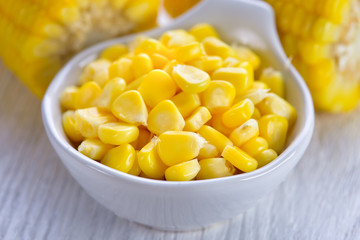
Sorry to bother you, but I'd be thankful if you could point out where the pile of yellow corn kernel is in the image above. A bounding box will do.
[60,23,297,181]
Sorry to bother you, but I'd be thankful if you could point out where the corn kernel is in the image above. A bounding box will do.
[134,38,171,58]
[210,114,233,136]
[109,58,134,82]
[196,158,235,180]
[111,90,148,126]
[101,144,136,173]
[97,77,126,110]
[236,88,269,105]
[259,68,285,98]
[150,53,170,69]
[157,131,204,166]
[100,44,128,61]
[241,137,268,157]
[138,138,167,179]
[188,56,223,73]
[229,119,259,147]
[252,107,261,120]
[79,59,111,87]
[212,67,253,95]
[75,81,102,109]
[200,80,236,114]
[189,23,219,41]
[127,151,142,176]
[222,145,258,172]
[173,42,203,63]
[61,86,79,110]
[98,122,139,145]
[172,64,211,93]
[163,59,180,75]
[184,106,212,132]
[160,29,196,48]
[133,127,152,150]
[202,37,233,59]
[78,138,113,161]
[165,159,200,181]
[223,57,240,67]
[297,39,330,65]
[125,76,144,91]
[258,114,288,154]
[138,69,177,108]
[171,92,201,118]
[198,125,233,152]
[132,53,154,78]
[232,46,260,70]
[257,93,297,127]
[198,142,220,159]
[256,149,278,168]
[62,110,84,143]
[147,100,185,135]
[252,81,269,90]
[75,107,117,138]
[222,99,254,128]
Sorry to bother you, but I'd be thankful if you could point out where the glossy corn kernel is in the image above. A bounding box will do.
[222,99,254,128]
[200,80,236,114]
[188,56,223,73]
[127,152,142,176]
[79,59,110,87]
[78,138,113,161]
[184,106,212,132]
[134,38,171,58]
[256,149,278,168]
[223,57,241,67]
[196,158,235,180]
[75,81,102,109]
[236,88,269,105]
[297,39,330,65]
[210,114,233,136]
[111,90,148,126]
[101,144,136,173]
[98,122,139,145]
[229,119,259,147]
[163,59,181,75]
[133,53,154,78]
[157,131,204,166]
[172,64,211,93]
[212,67,253,95]
[258,114,288,154]
[97,77,126,110]
[252,107,262,120]
[252,81,269,90]
[61,86,79,110]
[241,137,268,157]
[171,92,201,118]
[260,68,285,98]
[160,30,196,48]
[201,37,233,59]
[174,42,203,62]
[165,159,200,181]
[125,76,144,91]
[109,58,134,82]
[189,23,219,41]
[150,53,170,69]
[232,46,261,70]
[138,137,167,179]
[132,127,152,150]
[198,125,233,153]
[138,69,177,107]
[75,107,117,138]
[62,110,84,143]
[100,44,128,61]
[222,145,258,173]
[257,93,297,127]
[198,142,220,159]
[147,100,185,135]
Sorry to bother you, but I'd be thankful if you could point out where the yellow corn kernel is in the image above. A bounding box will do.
[174,42,203,62]
[278,2,296,33]
[241,137,268,157]
[134,38,171,58]
[188,56,223,73]
[79,59,111,87]
[232,46,260,70]
[98,122,139,145]
[150,53,170,69]
[125,76,144,91]
[163,0,201,18]
[312,17,340,43]
[147,100,185,135]
[198,125,233,153]
[75,107,117,138]
[222,145,258,172]
[75,81,102,109]
[196,158,235,180]
[200,80,236,114]
[252,107,261,120]
[160,29,197,48]
[157,131,204,166]
[297,40,330,65]
[210,114,233,136]
[184,106,212,132]
[201,37,233,59]
[78,139,113,161]
[138,69,177,107]
[111,90,148,126]
[212,67,253,95]
[100,44,128,61]
[223,57,241,67]
[257,93,297,128]
[252,81,269,90]
[127,152,142,176]
[256,149,278,168]
[138,138,167,179]
[306,58,335,91]
[260,68,285,98]
[123,0,160,26]
[101,144,136,173]
[236,88,269,105]
[172,64,211,93]
[97,77,126,110]
[134,127,152,150]
[171,92,201,118]
[229,119,259,147]
[189,23,219,41]
[62,110,84,143]
[61,86,79,110]
[165,159,200,181]
[132,53,154,78]
[198,142,220,159]
[109,58,134,82]
[258,114,288,154]
[163,59,180,75]
[222,99,254,128]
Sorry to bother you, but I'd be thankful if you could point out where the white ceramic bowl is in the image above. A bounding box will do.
[42,0,314,231]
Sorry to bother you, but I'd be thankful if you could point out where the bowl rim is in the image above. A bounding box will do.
[42,0,315,189]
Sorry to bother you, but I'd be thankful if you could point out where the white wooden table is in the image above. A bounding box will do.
[1,60,360,240]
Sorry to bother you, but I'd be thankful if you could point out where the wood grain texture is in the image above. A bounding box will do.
[1,60,360,240]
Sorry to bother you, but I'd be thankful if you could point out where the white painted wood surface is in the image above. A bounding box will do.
[1,60,360,240]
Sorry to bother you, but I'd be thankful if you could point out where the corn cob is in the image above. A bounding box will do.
[265,0,360,112]
[0,0,160,97]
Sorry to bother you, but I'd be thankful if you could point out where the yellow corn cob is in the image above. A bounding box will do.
[265,0,360,112]
[0,0,160,97]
